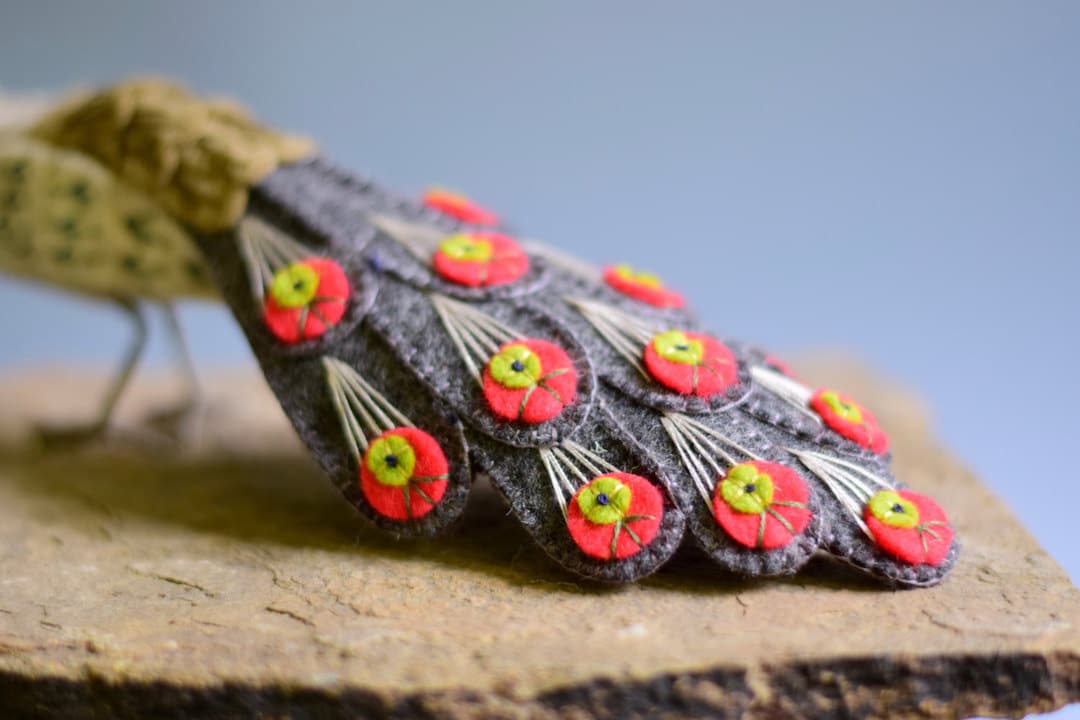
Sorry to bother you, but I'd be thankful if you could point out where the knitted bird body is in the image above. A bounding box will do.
[0,131,214,301]
[0,80,957,586]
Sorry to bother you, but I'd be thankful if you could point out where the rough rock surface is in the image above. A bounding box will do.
[0,359,1077,719]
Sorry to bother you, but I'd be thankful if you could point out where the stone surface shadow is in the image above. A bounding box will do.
[0,439,886,595]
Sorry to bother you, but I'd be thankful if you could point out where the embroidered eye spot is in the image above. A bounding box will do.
[366,434,416,487]
[438,234,493,263]
[482,339,577,424]
[809,389,889,454]
[603,263,686,309]
[270,263,319,308]
[651,330,705,365]
[576,475,633,526]
[432,232,529,288]
[643,330,739,398]
[864,489,954,566]
[359,427,450,521]
[263,258,350,345]
[423,188,500,226]
[489,344,542,389]
[867,490,920,529]
[566,473,664,561]
[712,461,811,550]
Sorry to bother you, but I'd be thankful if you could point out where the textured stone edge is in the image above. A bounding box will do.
[1,651,1076,719]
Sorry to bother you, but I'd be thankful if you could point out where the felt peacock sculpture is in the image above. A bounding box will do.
[0,79,956,586]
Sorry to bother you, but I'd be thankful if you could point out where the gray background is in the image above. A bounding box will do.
[1,3,1077,714]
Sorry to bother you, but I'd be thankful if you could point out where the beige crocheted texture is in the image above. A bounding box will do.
[29,78,314,232]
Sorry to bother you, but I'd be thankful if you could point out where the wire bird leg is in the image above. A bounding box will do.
[35,298,148,448]
[140,303,205,442]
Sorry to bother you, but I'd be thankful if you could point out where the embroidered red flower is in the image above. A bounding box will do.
[482,339,577,423]
[712,461,811,549]
[567,473,664,561]
[432,232,528,287]
[603,264,685,309]
[644,330,738,398]
[423,188,500,226]
[810,389,889,454]
[263,258,349,344]
[360,427,450,521]
[864,489,953,566]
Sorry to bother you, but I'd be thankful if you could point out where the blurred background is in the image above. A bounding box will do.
[0,4,1077,713]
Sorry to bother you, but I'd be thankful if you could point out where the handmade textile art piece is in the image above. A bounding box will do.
[0,79,957,586]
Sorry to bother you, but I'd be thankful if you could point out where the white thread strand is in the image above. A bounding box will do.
[550,446,592,485]
[324,358,372,455]
[238,217,313,303]
[806,450,893,490]
[750,366,822,424]
[353,372,414,429]
[539,449,570,518]
[662,416,715,505]
[325,363,365,457]
[542,447,579,496]
[338,373,384,439]
[260,220,308,262]
[671,415,739,469]
[351,379,398,432]
[567,297,660,378]
[673,417,732,477]
[456,313,503,355]
[550,456,579,496]
[432,296,484,382]
[452,320,495,374]
[523,241,601,282]
[431,295,524,383]
[791,450,873,538]
[679,414,763,463]
[238,229,268,301]
[460,306,517,345]
[563,441,618,474]
[592,315,649,376]
[561,442,603,476]
[371,214,443,262]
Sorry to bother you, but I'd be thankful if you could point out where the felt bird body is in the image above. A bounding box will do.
[0,80,957,586]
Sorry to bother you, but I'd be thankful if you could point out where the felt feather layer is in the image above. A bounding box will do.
[0,80,958,586]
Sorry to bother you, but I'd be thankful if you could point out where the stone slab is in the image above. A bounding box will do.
[0,360,1076,719]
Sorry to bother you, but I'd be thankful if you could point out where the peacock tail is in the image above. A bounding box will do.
[0,79,957,586]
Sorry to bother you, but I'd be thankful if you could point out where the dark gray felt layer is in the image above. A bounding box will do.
[194,227,470,537]
[187,157,957,585]
[470,400,686,583]
[366,218,552,302]
[602,391,826,577]
[366,262,597,449]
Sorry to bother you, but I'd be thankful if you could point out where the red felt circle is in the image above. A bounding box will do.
[602,266,686,309]
[809,389,890,454]
[566,472,664,561]
[359,427,450,521]
[423,191,500,226]
[432,233,529,288]
[865,489,953,566]
[643,333,739,398]
[482,339,578,424]
[712,461,812,549]
[262,258,350,344]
